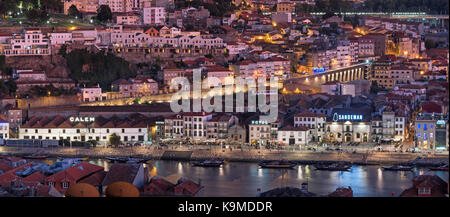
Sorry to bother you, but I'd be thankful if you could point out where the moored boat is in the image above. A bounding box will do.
[23,155,48,159]
[429,164,449,171]
[192,159,224,167]
[258,161,297,169]
[315,163,351,171]
[382,165,413,171]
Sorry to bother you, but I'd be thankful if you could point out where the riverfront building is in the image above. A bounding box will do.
[0,117,9,140]
[414,114,448,151]
[324,108,372,143]
[18,115,149,145]
[294,110,326,142]
[277,125,310,147]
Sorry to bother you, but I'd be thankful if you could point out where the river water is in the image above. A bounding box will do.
[42,158,449,197]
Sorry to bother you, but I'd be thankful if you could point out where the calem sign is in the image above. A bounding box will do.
[70,117,95,123]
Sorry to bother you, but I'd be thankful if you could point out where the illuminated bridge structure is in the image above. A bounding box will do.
[310,12,449,20]
[284,63,371,91]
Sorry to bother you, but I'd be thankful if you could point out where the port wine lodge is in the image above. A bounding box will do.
[18,116,149,144]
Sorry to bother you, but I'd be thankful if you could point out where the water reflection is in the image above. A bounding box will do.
[38,158,449,197]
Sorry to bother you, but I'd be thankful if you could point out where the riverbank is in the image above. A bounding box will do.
[1,146,448,165]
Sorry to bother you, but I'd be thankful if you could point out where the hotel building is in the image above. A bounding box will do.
[249,120,271,146]
[414,114,448,151]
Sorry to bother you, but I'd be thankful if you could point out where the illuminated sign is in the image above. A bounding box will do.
[437,120,446,125]
[313,67,325,74]
[251,120,268,125]
[333,113,363,122]
[70,117,95,123]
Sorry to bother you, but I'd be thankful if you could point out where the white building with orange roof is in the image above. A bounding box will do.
[19,115,149,145]
[277,125,310,147]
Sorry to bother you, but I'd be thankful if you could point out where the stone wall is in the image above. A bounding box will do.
[18,95,81,109]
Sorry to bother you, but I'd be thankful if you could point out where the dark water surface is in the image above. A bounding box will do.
[43,158,449,197]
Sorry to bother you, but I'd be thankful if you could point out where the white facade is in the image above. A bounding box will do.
[2,29,50,56]
[225,42,249,55]
[20,126,147,144]
[164,114,184,139]
[230,57,290,79]
[249,120,271,146]
[81,87,103,102]
[294,111,326,142]
[49,32,73,45]
[99,0,135,12]
[143,7,166,25]
[125,33,224,49]
[0,119,9,140]
[336,41,352,68]
[19,116,148,144]
[277,126,310,146]
[183,112,213,142]
[326,121,371,143]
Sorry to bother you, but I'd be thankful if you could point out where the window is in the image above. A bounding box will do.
[417,124,420,129]
[62,182,69,189]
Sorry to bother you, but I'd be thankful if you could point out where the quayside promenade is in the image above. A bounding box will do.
[1,146,448,165]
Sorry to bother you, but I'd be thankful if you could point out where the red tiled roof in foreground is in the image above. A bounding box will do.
[173,179,202,196]
[400,175,448,197]
[45,162,104,194]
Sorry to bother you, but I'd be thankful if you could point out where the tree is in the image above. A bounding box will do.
[5,79,17,94]
[65,49,135,90]
[40,0,63,13]
[0,55,6,73]
[68,4,82,18]
[58,44,67,57]
[96,5,112,22]
[109,133,122,147]
[25,8,49,25]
